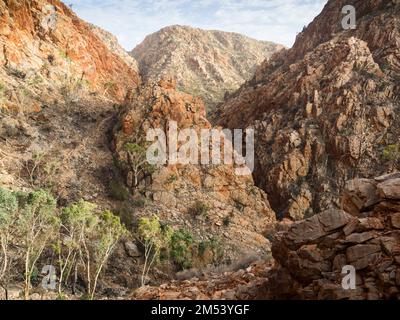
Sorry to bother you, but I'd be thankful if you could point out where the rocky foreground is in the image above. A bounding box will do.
[134,173,400,300]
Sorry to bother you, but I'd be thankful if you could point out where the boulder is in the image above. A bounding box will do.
[124,241,142,258]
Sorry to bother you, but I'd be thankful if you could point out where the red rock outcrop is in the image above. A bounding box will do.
[215,0,400,220]
[132,259,273,300]
[265,173,400,299]
[0,0,140,111]
[113,77,276,262]
[133,174,400,300]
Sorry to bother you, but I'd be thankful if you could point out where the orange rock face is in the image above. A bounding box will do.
[215,0,400,220]
[0,0,139,104]
[113,78,276,262]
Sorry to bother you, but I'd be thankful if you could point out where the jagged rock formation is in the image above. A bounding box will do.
[133,173,400,300]
[113,77,276,262]
[89,24,139,74]
[215,0,400,220]
[266,173,400,300]
[0,0,140,113]
[131,25,284,111]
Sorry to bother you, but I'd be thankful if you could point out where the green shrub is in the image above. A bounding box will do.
[15,189,59,299]
[197,241,207,257]
[29,266,40,286]
[234,200,245,212]
[0,188,18,289]
[383,144,400,161]
[125,142,157,189]
[60,201,127,299]
[208,237,224,264]
[170,228,195,270]
[189,201,209,217]
[109,179,130,201]
[132,198,146,207]
[223,216,231,227]
[0,186,126,299]
[197,237,224,264]
[166,174,178,184]
[136,216,173,286]
[0,187,18,225]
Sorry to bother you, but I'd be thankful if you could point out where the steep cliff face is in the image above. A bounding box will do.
[113,77,276,263]
[0,0,140,111]
[89,23,139,75]
[216,0,400,220]
[131,25,284,111]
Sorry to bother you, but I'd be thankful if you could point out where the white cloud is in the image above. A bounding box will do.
[66,0,327,50]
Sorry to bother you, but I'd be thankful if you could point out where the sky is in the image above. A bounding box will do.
[65,0,328,50]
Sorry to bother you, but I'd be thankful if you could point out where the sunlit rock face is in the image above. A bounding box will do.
[131,25,284,112]
[215,0,400,220]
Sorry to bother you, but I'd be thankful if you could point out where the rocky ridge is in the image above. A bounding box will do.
[131,25,284,111]
[0,0,141,202]
[89,23,139,74]
[215,0,400,220]
[0,0,140,113]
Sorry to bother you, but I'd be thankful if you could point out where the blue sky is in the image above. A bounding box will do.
[65,0,327,50]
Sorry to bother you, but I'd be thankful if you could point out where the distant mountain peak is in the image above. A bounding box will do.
[130,25,284,112]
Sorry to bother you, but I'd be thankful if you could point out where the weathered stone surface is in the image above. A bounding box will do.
[358,218,385,232]
[343,218,360,236]
[342,179,380,216]
[132,260,273,300]
[391,213,400,228]
[377,179,400,200]
[215,0,400,221]
[124,241,142,258]
[266,173,400,300]
[318,209,352,232]
[285,217,325,246]
[0,0,140,107]
[285,209,351,247]
[346,244,381,263]
[380,237,400,256]
[344,231,378,244]
[114,77,276,261]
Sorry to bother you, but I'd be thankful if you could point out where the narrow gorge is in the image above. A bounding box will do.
[0,0,399,301]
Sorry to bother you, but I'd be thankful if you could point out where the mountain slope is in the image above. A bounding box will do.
[0,0,140,111]
[89,23,139,74]
[130,25,284,111]
[0,0,141,202]
[215,0,400,220]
